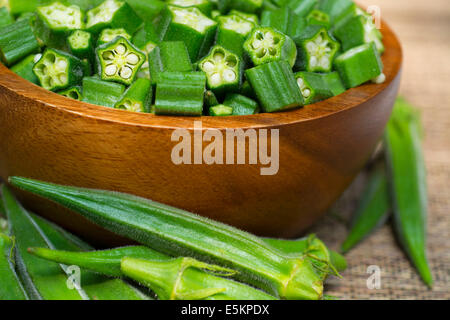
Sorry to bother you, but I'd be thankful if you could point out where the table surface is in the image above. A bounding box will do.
[314,0,450,299]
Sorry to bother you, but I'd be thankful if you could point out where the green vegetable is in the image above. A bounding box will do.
[341,163,390,253]
[167,0,213,16]
[158,5,217,61]
[218,0,263,14]
[122,257,276,300]
[58,86,83,101]
[223,93,259,115]
[384,98,433,287]
[97,28,131,46]
[260,6,290,35]
[334,42,383,88]
[246,60,304,113]
[0,6,13,28]
[216,14,255,57]
[86,0,143,34]
[125,0,166,22]
[96,36,146,85]
[229,9,259,24]
[294,71,345,104]
[0,233,29,300]
[148,41,192,85]
[0,18,40,66]
[67,30,94,63]
[293,25,340,72]
[209,104,233,116]
[154,72,206,116]
[10,54,40,85]
[287,0,318,17]
[198,45,242,97]
[33,48,86,92]
[82,76,125,107]
[35,2,84,50]
[115,78,152,113]
[133,23,159,53]
[8,177,334,300]
[244,27,297,68]
[2,185,87,300]
[306,9,330,29]
[318,0,356,25]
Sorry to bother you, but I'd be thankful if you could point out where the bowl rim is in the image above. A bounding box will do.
[0,18,402,130]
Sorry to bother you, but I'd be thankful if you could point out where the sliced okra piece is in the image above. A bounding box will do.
[287,0,318,17]
[115,78,152,113]
[244,27,297,68]
[209,104,233,116]
[82,76,125,108]
[133,23,159,54]
[97,28,131,46]
[10,54,40,85]
[240,80,257,100]
[199,45,242,97]
[286,13,307,39]
[167,0,213,17]
[211,10,221,20]
[245,60,304,113]
[204,90,219,112]
[148,41,193,85]
[33,48,85,92]
[334,42,383,88]
[218,0,263,14]
[295,71,345,104]
[67,30,94,64]
[158,6,217,61]
[154,72,206,116]
[260,6,290,35]
[334,14,384,54]
[34,2,84,50]
[306,9,331,29]
[125,0,166,22]
[223,93,260,115]
[261,0,279,11]
[58,86,83,101]
[0,6,13,28]
[229,9,259,24]
[293,25,340,72]
[0,18,40,66]
[86,0,143,34]
[216,14,254,57]
[318,0,356,25]
[96,36,146,86]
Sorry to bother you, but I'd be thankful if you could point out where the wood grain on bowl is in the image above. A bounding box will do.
[0,20,402,243]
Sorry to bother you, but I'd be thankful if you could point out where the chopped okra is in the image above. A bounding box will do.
[216,14,255,57]
[10,54,40,85]
[288,0,318,17]
[218,0,263,14]
[199,45,242,96]
[167,0,213,17]
[295,71,346,104]
[223,93,260,115]
[67,30,94,62]
[293,25,340,72]
[209,104,233,116]
[115,78,152,113]
[97,28,131,46]
[82,76,125,107]
[96,36,146,85]
[33,48,86,91]
[229,9,259,25]
[244,27,297,68]
[0,6,13,28]
[306,10,331,29]
[58,86,83,101]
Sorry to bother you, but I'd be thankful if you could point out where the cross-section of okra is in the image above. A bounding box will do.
[218,0,263,14]
[199,45,242,97]
[86,0,143,34]
[68,30,94,62]
[58,86,83,101]
[97,28,132,46]
[115,78,152,113]
[35,2,84,49]
[96,36,146,85]
[167,0,213,16]
[158,5,217,61]
[244,27,297,68]
[33,48,85,91]
[306,9,330,29]
[293,25,339,72]
[216,14,255,57]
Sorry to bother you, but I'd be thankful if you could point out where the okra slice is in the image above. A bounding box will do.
[245,60,304,113]
[154,72,206,116]
[58,86,83,101]
[318,0,356,25]
[33,48,86,92]
[334,42,383,88]
[287,0,318,17]
[0,18,40,66]
[68,30,94,63]
[204,90,219,111]
[133,23,159,54]
[295,71,345,104]
[306,9,331,29]
[167,0,213,16]
[223,93,260,115]
[0,6,13,28]
[293,25,340,72]
[97,28,131,46]
[35,2,84,50]
[209,104,233,116]
[158,5,217,61]
[198,45,242,96]
[96,36,146,86]
[82,76,125,108]
[86,0,143,34]
[125,0,166,22]
[148,41,193,85]
[218,0,263,14]
[10,54,40,85]
[216,14,255,57]
[229,9,259,25]
[244,27,297,68]
[115,78,152,113]
[261,6,291,35]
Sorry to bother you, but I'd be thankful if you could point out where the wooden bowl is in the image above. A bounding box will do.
[0,20,402,243]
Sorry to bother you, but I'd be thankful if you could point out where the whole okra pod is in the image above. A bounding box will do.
[9,177,335,300]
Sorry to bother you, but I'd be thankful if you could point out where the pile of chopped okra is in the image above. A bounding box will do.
[0,0,385,116]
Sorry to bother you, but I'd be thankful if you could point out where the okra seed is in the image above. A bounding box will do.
[120,66,132,79]
[210,73,222,86]
[303,89,311,98]
[252,40,262,49]
[202,61,214,72]
[223,70,236,82]
[297,78,304,87]
[310,56,318,67]
[126,53,139,65]
[105,64,117,76]
[213,52,225,61]
[115,44,126,55]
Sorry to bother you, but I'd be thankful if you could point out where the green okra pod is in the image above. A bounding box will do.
[223,93,260,115]
[260,6,290,35]
[0,6,13,28]
[67,30,95,63]
[97,28,132,46]
[9,177,335,300]
[229,9,259,24]
[115,78,152,113]
[306,9,331,29]
[294,71,346,104]
[82,76,125,108]
[246,60,304,113]
[10,54,40,85]
[58,86,83,101]
[216,14,255,57]
[318,0,356,25]
[167,0,213,16]
[384,98,433,287]
[341,163,390,253]
[209,104,233,116]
